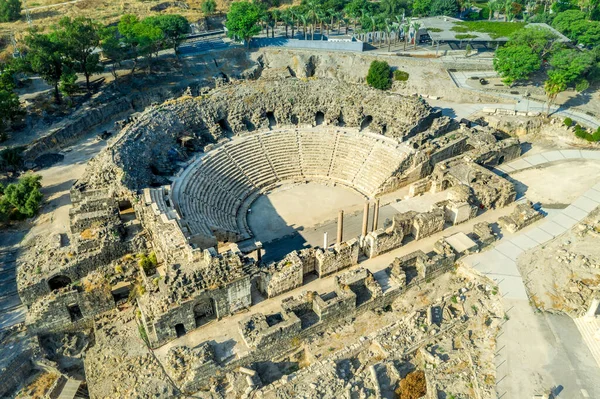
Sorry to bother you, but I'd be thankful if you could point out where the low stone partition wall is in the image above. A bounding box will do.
[251,37,364,52]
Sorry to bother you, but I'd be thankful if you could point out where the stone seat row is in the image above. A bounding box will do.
[171,129,408,239]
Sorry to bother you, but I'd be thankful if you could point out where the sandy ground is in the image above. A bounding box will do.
[510,160,600,206]
[248,182,365,243]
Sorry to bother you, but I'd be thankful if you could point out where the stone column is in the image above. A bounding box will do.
[362,202,370,237]
[323,232,328,249]
[337,210,344,244]
[372,198,380,231]
[586,297,600,318]
[255,241,263,263]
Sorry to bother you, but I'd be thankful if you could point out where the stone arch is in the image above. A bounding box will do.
[48,275,72,291]
[266,112,277,128]
[315,111,325,126]
[360,115,373,131]
[175,323,186,337]
[217,118,232,134]
[193,298,216,328]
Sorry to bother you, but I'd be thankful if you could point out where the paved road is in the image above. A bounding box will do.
[461,152,600,398]
[0,236,26,330]
[446,70,599,129]
[179,38,230,56]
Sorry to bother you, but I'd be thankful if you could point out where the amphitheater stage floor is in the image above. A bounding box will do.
[246,182,448,263]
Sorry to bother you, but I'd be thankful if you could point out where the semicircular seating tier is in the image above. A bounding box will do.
[171,128,411,244]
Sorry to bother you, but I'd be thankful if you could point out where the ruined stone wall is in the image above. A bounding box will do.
[134,198,193,264]
[18,240,135,306]
[79,79,434,191]
[429,136,469,165]
[313,289,357,323]
[238,311,302,349]
[185,258,456,391]
[412,208,445,240]
[259,254,304,298]
[146,276,251,347]
[26,286,113,334]
[364,228,404,259]
[316,238,360,277]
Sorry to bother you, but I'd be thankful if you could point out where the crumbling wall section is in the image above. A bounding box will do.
[315,238,359,277]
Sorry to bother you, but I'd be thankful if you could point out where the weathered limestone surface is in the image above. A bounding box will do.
[80,79,436,191]
[259,252,305,298]
[498,201,544,233]
[316,238,360,277]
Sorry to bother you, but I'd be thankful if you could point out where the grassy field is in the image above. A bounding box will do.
[0,0,237,37]
[451,21,526,39]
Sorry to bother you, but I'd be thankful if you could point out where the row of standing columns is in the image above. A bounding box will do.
[329,198,381,248]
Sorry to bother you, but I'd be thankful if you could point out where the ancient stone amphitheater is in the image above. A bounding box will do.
[167,128,412,244]
[80,79,437,249]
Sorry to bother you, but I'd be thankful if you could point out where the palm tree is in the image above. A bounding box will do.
[316,10,327,40]
[290,8,299,39]
[385,18,393,52]
[487,0,495,20]
[305,0,320,40]
[282,10,292,38]
[368,14,376,46]
[463,0,473,17]
[395,15,403,43]
[504,0,511,21]
[403,23,410,51]
[299,14,308,40]
[261,12,271,37]
[411,21,421,50]
[271,9,281,37]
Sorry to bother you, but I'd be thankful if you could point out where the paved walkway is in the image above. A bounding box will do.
[460,150,600,398]
[447,70,600,129]
[574,317,600,369]
[463,150,600,299]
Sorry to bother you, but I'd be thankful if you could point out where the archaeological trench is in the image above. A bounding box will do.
[3,76,541,399]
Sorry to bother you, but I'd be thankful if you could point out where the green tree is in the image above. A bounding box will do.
[0,63,23,138]
[507,26,559,58]
[144,14,190,56]
[493,44,541,85]
[56,17,103,92]
[24,30,68,103]
[366,60,392,90]
[0,174,43,220]
[59,67,78,100]
[429,0,459,16]
[118,15,163,73]
[100,27,127,80]
[0,0,21,22]
[552,9,585,37]
[201,0,217,14]
[225,2,262,48]
[413,0,433,15]
[544,48,595,112]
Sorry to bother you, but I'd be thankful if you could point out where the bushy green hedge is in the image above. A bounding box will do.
[574,125,600,142]
[394,70,410,81]
[563,117,573,127]
[0,174,43,222]
[366,60,392,90]
[455,33,478,39]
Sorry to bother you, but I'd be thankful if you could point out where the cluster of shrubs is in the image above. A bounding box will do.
[393,70,410,82]
[366,61,411,90]
[565,118,600,142]
[0,174,43,223]
[138,252,158,275]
